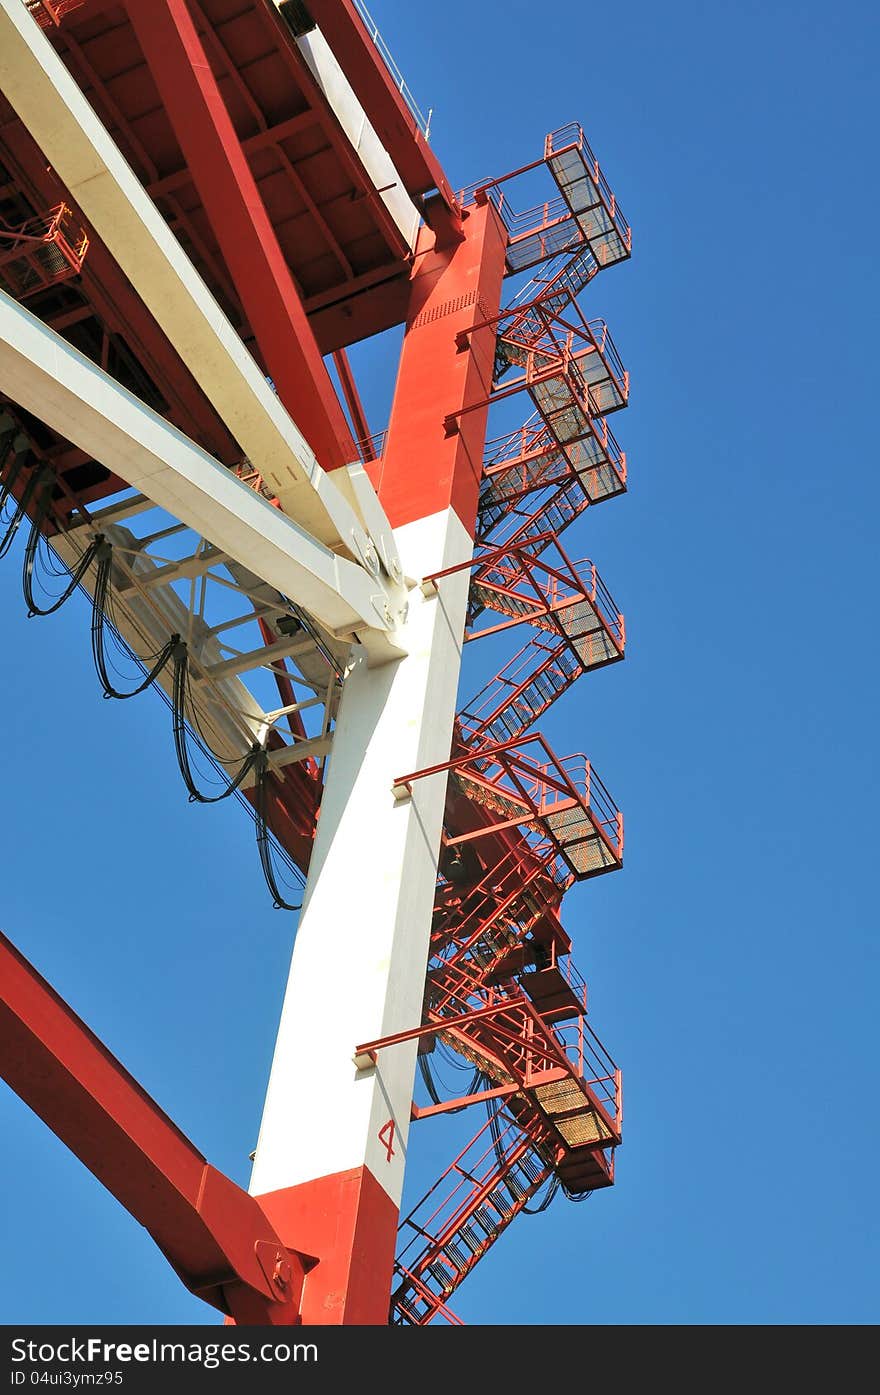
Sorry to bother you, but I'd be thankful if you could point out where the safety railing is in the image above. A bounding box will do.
[465,540,624,666]
[484,415,547,469]
[395,732,624,880]
[488,312,629,420]
[431,833,568,956]
[0,203,88,265]
[555,753,622,848]
[354,428,387,464]
[548,1014,622,1126]
[585,562,626,649]
[353,0,433,138]
[0,203,89,299]
[23,0,85,27]
[585,319,628,394]
[519,940,589,1008]
[545,123,632,256]
[421,975,622,1148]
[392,1108,552,1323]
[456,181,585,274]
[480,418,626,534]
[458,637,582,745]
[389,1265,464,1325]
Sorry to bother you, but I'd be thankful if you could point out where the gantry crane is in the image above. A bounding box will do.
[0,0,633,1324]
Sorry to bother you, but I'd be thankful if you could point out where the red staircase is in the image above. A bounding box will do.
[458,122,632,277]
[387,123,633,1323]
[390,991,621,1325]
[455,540,624,744]
[395,732,624,884]
[391,1113,555,1325]
[478,410,626,541]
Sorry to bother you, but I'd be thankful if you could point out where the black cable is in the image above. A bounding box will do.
[94,574,306,909]
[22,478,101,617]
[418,1053,443,1105]
[0,424,16,452]
[562,1186,593,1203]
[0,460,48,561]
[171,640,262,804]
[90,541,178,698]
[0,432,22,516]
[522,1174,560,1214]
[417,1054,481,1112]
[484,1097,559,1214]
[253,751,302,911]
[92,605,307,910]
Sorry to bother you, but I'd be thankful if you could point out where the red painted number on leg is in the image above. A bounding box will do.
[378,1118,395,1163]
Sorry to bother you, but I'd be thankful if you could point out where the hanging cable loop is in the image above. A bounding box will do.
[171,640,263,804]
[0,460,51,561]
[0,432,23,515]
[253,750,302,911]
[522,1174,561,1214]
[22,472,101,617]
[89,540,178,699]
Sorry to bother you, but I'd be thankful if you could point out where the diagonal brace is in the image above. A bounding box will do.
[0,930,314,1325]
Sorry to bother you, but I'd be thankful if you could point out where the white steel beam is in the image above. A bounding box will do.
[0,0,404,589]
[285,13,421,251]
[249,506,471,1206]
[0,290,404,658]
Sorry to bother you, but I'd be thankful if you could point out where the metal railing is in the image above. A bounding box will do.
[550,1014,622,1123]
[395,1110,547,1273]
[0,203,88,266]
[575,559,625,647]
[556,754,622,846]
[23,0,85,28]
[354,428,387,464]
[586,318,628,391]
[546,123,631,251]
[352,0,433,138]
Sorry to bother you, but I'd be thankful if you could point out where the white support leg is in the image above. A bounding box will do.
[248,507,472,1315]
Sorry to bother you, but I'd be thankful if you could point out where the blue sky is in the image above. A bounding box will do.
[1,0,878,1325]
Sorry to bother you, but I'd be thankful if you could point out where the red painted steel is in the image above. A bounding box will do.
[125,0,357,472]
[395,732,624,882]
[23,0,86,28]
[478,412,626,542]
[0,203,88,298]
[0,930,312,1325]
[391,1112,554,1324]
[305,0,462,235]
[368,203,507,530]
[332,348,375,457]
[256,1168,400,1325]
[459,122,631,277]
[256,195,510,1319]
[0,19,634,1317]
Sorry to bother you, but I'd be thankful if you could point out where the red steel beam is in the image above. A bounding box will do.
[125,0,357,472]
[305,0,462,235]
[0,930,312,1325]
[368,202,507,531]
[332,348,374,456]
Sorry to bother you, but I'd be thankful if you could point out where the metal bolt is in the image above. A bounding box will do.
[273,1253,291,1289]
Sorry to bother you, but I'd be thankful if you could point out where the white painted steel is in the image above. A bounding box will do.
[0,0,403,587]
[51,523,270,765]
[0,290,404,656]
[249,507,473,1205]
[288,20,422,252]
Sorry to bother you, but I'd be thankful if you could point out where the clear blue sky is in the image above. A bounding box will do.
[1,0,878,1325]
